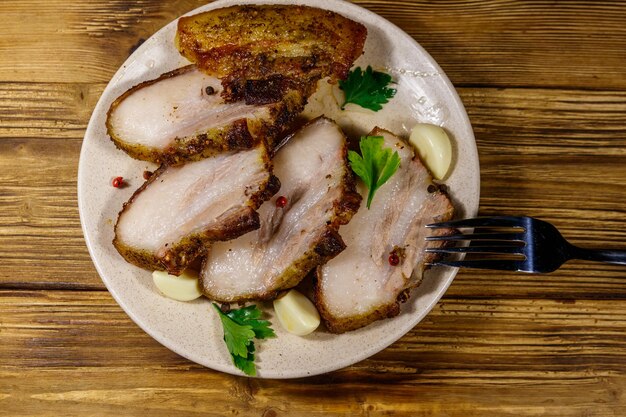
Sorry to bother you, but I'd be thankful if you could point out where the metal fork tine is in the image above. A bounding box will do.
[426,216,526,229]
[425,232,525,242]
[428,259,527,272]
[425,246,524,255]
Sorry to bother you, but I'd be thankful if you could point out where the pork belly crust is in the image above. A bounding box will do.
[176,5,367,84]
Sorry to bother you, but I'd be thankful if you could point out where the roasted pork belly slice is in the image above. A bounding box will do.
[200,118,361,302]
[315,128,455,333]
[106,65,306,164]
[113,144,279,275]
[176,5,367,87]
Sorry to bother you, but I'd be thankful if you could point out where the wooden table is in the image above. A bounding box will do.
[1,1,625,415]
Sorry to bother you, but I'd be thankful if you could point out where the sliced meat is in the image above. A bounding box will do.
[106,65,307,164]
[176,5,367,87]
[200,118,361,302]
[315,128,455,333]
[109,6,367,162]
[113,143,279,275]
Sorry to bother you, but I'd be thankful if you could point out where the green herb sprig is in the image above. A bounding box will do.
[339,66,396,111]
[213,303,276,376]
[348,136,401,209]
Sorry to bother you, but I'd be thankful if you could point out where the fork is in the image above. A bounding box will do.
[425,216,626,273]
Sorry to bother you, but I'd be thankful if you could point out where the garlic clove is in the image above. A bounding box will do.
[152,269,202,302]
[273,289,320,336]
[409,123,452,180]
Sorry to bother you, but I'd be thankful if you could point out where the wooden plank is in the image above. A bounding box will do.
[458,87,626,157]
[0,0,192,84]
[449,264,626,300]
[1,290,626,416]
[372,0,626,90]
[2,290,625,370]
[1,368,625,417]
[0,136,101,289]
[0,82,103,140]
[1,1,626,89]
[0,83,624,292]
[0,82,102,289]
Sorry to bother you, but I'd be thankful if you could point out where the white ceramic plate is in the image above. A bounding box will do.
[78,0,479,378]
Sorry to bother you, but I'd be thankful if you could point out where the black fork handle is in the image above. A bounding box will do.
[569,246,626,266]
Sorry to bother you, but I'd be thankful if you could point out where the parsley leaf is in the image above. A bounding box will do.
[339,66,396,111]
[213,303,276,376]
[232,343,256,377]
[224,304,276,339]
[348,136,401,209]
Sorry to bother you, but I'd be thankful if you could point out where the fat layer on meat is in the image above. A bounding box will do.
[106,65,306,164]
[199,118,361,302]
[113,143,279,275]
[315,128,455,333]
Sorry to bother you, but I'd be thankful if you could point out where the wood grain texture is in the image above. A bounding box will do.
[1,0,626,415]
[0,1,197,83]
[1,290,626,416]
[2,1,626,89]
[369,0,626,89]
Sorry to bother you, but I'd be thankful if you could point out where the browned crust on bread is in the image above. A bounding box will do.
[112,145,278,275]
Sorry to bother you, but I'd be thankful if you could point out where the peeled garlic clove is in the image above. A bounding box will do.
[409,123,452,180]
[273,289,320,336]
[152,269,202,301]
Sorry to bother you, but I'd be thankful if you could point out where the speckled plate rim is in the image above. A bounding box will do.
[78,0,479,378]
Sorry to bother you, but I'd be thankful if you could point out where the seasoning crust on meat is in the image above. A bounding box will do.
[176,5,367,85]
